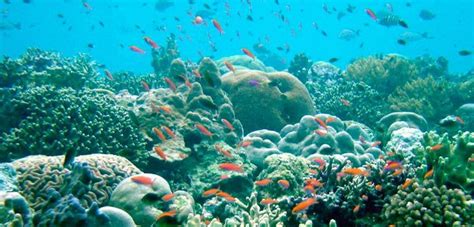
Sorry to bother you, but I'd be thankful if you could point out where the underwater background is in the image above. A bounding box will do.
[0,0,473,227]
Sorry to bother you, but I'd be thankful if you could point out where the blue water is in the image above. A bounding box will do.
[1,0,473,73]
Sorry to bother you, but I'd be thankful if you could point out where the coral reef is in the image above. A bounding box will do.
[0,163,17,192]
[344,54,418,95]
[216,55,275,74]
[383,180,473,226]
[240,130,282,168]
[388,76,455,122]
[456,103,474,131]
[0,85,147,165]
[0,192,32,227]
[308,61,342,81]
[151,33,180,76]
[222,69,315,133]
[0,48,99,89]
[288,53,312,83]
[12,154,142,212]
[376,112,428,142]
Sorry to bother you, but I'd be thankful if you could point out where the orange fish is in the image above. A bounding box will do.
[315,129,327,136]
[153,127,167,142]
[312,158,326,170]
[292,198,316,214]
[314,117,328,129]
[212,19,224,34]
[162,126,175,138]
[424,169,434,179]
[353,205,360,213]
[239,140,252,148]
[277,179,290,189]
[455,116,464,124]
[216,191,233,199]
[325,117,336,123]
[143,36,159,49]
[255,178,272,186]
[130,45,146,54]
[260,198,278,205]
[215,144,233,158]
[219,163,243,172]
[224,61,236,73]
[305,178,324,187]
[304,184,315,194]
[384,161,402,171]
[401,178,413,190]
[162,193,174,202]
[159,106,172,114]
[375,184,382,191]
[164,77,177,92]
[371,141,382,147]
[196,124,213,137]
[131,175,154,185]
[241,48,255,59]
[392,169,403,176]
[221,118,235,131]
[104,69,114,81]
[141,80,150,91]
[156,210,177,221]
[342,168,369,177]
[154,146,167,161]
[202,189,220,197]
[192,69,202,78]
[431,144,443,151]
[340,98,351,106]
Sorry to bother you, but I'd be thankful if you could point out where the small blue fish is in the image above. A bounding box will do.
[248,79,260,87]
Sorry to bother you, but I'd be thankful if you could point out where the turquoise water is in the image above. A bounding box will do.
[1,0,473,73]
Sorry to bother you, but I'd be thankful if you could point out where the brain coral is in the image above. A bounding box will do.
[216,55,275,74]
[0,85,147,165]
[221,70,315,133]
[11,154,142,212]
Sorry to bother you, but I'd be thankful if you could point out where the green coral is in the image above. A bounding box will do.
[388,76,454,122]
[288,53,312,83]
[383,180,473,226]
[0,48,99,89]
[345,54,418,95]
[0,86,147,166]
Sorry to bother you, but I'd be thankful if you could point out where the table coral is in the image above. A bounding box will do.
[222,69,315,133]
[383,180,473,226]
[0,85,147,166]
[11,154,142,212]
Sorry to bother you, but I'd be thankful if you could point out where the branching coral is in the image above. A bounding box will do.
[388,76,455,122]
[344,54,418,95]
[0,85,147,165]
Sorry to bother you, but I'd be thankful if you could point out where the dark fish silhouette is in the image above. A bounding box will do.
[458,50,471,56]
[419,9,436,20]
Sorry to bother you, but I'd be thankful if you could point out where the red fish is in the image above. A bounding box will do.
[325,116,336,123]
[224,61,236,73]
[154,146,167,160]
[239,140,252,148]
[277,179,290,189]
[312,158,326,170]
[384,161,402,171]
[401,178,413,190]
[455,116,465,124]
[371,141,382,147]
[156,210,176,220]
[305,178,324,187]
[241,48,255,59]
[202,189,220,197]
[212,19,224,34]
[143,36,158,49]
[216,192,235,202]
[131,175,154,185]
[304,184,315,194]
[162,193,174,202]
[104,69,114,81]
[292,198,316,214]
[221,118,234,131]
[365,8,377,21]
[195,124,213,137]
[431,144,443,151]
[141,80,150,91]
[162,126,175,138]
[392,169,403,176]
[315,129,327,136]
[260,198,278,205]
[340,98,351,106]
[255,178,272,186]
[193,16,203,24]
[159,106,172,114]
[314,117,327,129]
[342,168,369,176]
[215,144,233,158]
[424,169,434,179]
[353,205,360,213]
[153,127,167,142]
[130,45,146,54]
[219,163,243,172]
[164,77,177,92]
[220,175,230,180]
[192,69,202,78]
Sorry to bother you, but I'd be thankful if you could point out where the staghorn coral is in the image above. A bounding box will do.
[288,53,312,83]
[11,154,142,212]
[0,48,100,89]
[382,180,473,226]
[306,79,389,127]
[221,69,315,133]
[0,85,148,165]
[344,54,418,95]
[388,76,455,122]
